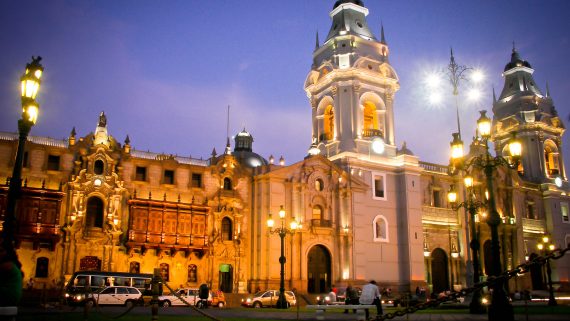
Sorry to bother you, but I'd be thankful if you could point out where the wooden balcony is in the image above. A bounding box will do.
[522,218,546,234]
[311,219,332,228]
[362,128,383,138]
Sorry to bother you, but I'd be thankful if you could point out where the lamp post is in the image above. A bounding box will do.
[448,182,486,314]
[427,50,484,289]
[2,56,43,253]
[267,205,298,309]
[537,235,557,306]
[449,110,521,321]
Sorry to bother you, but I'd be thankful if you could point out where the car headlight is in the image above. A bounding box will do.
[65,293,70,298]
[75,294,84,301]
[246,298,252,303]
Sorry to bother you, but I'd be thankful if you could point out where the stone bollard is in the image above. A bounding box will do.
[151,268,161,321]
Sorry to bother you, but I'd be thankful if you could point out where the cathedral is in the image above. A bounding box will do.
[1,0,569,296]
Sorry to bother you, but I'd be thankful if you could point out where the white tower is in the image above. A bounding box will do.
[304,0,399,158]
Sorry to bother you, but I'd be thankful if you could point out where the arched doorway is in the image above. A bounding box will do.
[431,248,449,294]
[529,253,545,290]
[219,264,233,293]
[307,245,331,293]
[86,197,104,228]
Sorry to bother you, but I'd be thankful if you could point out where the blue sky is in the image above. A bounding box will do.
[1,0,570,166]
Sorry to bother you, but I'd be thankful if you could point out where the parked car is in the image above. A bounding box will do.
[67,286,142,307]
[158,288,226,308]
[241,290,296,308]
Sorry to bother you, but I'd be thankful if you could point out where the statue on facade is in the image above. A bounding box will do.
[98,112,107,127]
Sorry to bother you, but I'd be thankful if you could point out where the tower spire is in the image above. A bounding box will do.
[546,81,551,98]
[380,22,386,44]
[315,30,320,51]
[493,86,497,103]
[225,105,231,155]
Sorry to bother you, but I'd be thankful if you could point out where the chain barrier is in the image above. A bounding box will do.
[374,246,570,321]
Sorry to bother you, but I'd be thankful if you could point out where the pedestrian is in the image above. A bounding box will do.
[198,283,209,308]
[344,284,359,314]
[360,280,382,319]
[328,288,337,303]
[415,286,420,297]
[0,237,23,306]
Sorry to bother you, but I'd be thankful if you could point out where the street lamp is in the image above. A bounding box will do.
[2,56,44,253]
[449,110,521,321]
[448,182,486,314]
[267,205,298,309]
[537,235,557,306]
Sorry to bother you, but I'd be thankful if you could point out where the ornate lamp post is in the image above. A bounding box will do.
[447,182,486,314]
[449,110,521,321]
[2,56,44,252]
[537,235,557,306]
[267,205,298,309]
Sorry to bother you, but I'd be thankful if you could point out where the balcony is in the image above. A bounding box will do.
[362,128,383,138]
[311,219,332,228]
[419,161,450,175]
[522,218,546,234]
[422,206,459,225]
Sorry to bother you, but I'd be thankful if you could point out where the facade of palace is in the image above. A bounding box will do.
[1,0,570,295]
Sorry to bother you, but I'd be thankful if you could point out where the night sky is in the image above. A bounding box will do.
[1,0,570,167]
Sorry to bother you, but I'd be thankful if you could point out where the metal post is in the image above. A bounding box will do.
[468,203,485,314]
[546,255,557,306]
[484,155,514,321]
[276,229,288,309]
[151,268,161,321]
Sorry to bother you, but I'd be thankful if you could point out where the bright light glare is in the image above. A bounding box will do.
[429,92,442,105]
[467,88,482,101]
[471,70,484,83]
[371,137,385,154]
[426,74,441,88]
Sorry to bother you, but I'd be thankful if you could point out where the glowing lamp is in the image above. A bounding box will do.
[22,101,39,125]
[279,205,286,219]
[290,220,298,230]
[371,136,385,154]
[471,69,484,83]
[464,175,474,188]
[423,250,431,257]
[451,251,460,259]
[508,132,522,160]
[447,185,458,204]
[549,244,555,251]
[477,110,492,138]
[20,59,43,99]
[537,243,544,250]
[450,133,464,160]
[266,214,274,228]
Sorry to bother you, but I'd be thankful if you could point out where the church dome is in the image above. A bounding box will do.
[504,48,532,72]
[233,128,268,168]
[333,0,365,9]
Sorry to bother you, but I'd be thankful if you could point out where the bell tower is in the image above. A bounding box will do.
[304,0,400,159]
[492,48,566,184]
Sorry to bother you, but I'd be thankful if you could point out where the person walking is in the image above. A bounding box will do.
[360,280,382,319]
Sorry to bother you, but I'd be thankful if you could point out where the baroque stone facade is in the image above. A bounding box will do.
[1,0,570,295]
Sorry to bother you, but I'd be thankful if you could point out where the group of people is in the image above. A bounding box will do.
[332,280,383,319]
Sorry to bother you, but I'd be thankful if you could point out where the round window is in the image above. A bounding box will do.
[315,178,324,191]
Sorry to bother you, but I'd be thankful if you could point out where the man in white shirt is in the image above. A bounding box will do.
[359,280,382,319]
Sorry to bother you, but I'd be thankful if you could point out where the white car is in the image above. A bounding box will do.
[159,288,202,307]
[70,286,142,307]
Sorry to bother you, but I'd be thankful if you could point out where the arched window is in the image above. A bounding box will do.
[188,264,198,283]
[312,205,323,220]
[221,217,233,241]
[86,197,104,228]
[373,215,388,242]
[94,159,104,175]
[129,262,140,274]
[363,101,378,131]
[315,178,324,191]
[160,263,170,282]
[223,177,232,190]
[544,140,560,177]
[324,104,335,141]
[35,257,49,278]
[502,145,524,175]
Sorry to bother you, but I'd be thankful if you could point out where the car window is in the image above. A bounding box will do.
[179,290,187,296]
[101,287,115,294]
[75,275,88,286]
[115,277,130,287]
[253,291,264,297]
[127,288,139,294]
[92,276,107,288]
[116,287,129,294]
[262,292,272,298]
[188,290,198,296]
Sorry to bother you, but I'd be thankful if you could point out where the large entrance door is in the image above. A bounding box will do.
[307,245,331,293]
[219,264,233,293]
[529,253,545,290]
[431,248,449,294]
